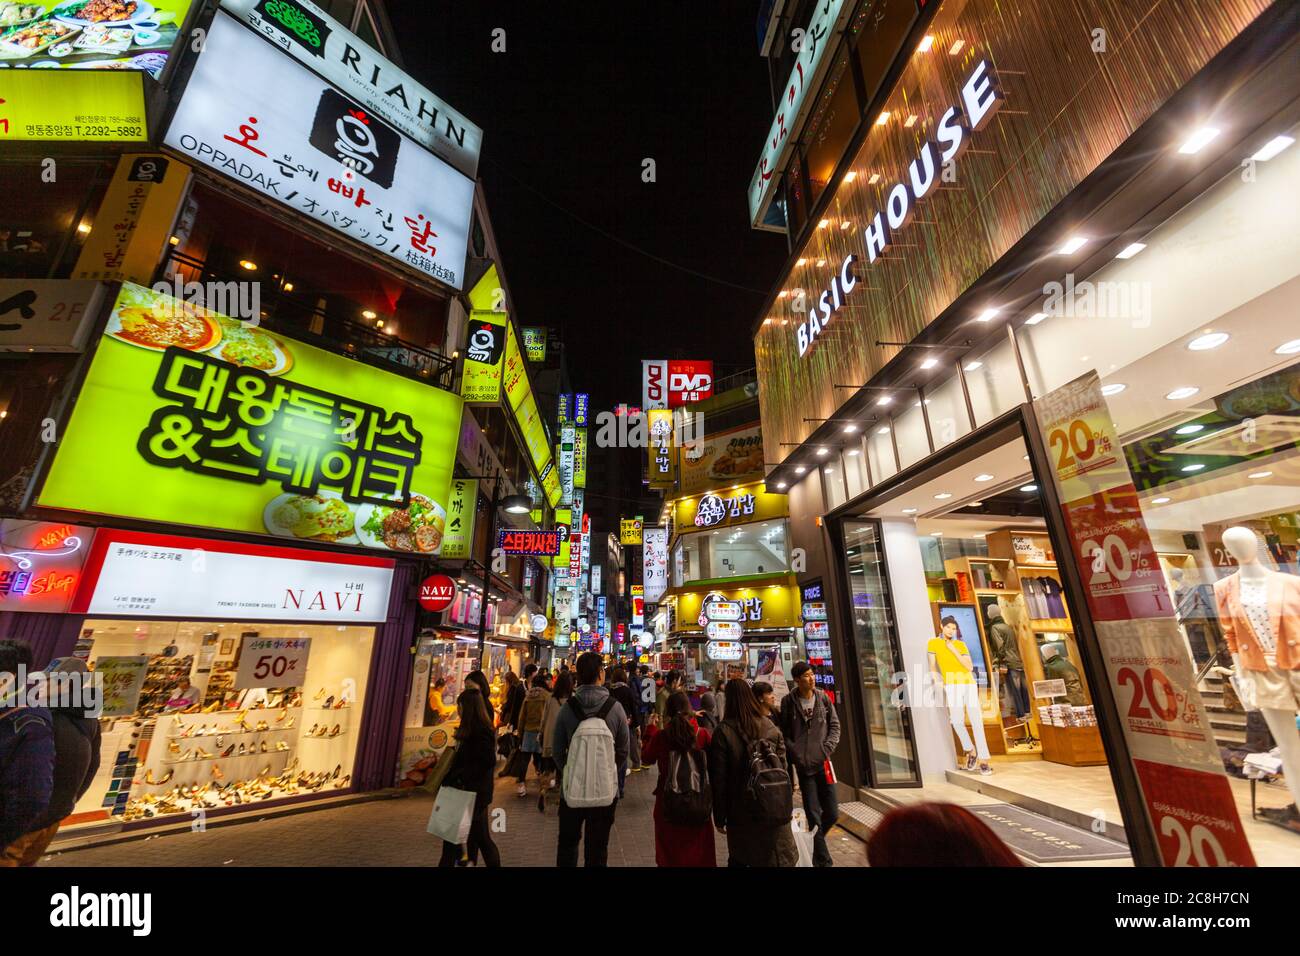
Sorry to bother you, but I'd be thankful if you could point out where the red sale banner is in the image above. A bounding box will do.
[1034,372,1254,867]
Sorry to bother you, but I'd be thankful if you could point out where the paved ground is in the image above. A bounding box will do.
[42,760,866,868]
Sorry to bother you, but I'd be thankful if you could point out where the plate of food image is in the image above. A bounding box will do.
[53,0,153,27]
[212,317,293,376]
[355,493,446,553]
[0,5,48,30]
[264,491,359,545]
[105,286,222,353]
[0,17,78,55]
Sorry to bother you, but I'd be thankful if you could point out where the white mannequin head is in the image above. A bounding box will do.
[1041,642,1063,661]
[1222,526,1267,578]
[987,604,1003,621]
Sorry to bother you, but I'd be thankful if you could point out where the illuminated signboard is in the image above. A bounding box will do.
[522,327,547,362]
[498,529,562,556]
[461,311,507,403]
[164,13,473,290]
[573,393,589,427]
[642,359,715,409]
[38,283,462,554]
[0,71,147,142]
[0,520,93,613]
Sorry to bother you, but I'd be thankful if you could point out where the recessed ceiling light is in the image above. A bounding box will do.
[970,501,983,507]
[875,111,891,126]
[876,395,892,406]
[1187,331,1229,351]
[1100,383,1127,396]
[868,173,881,185]
[974,474,994,482]
[776,482,787,490]
[818,219,830,229]
[1116,242,1147,259]
[920,357,938,370]
[976,307,1000,322]
[1025,312,1048,325]
[964,361,983,372]
[1023,454,1030,460]
[816,447,830,456]
[904,115,918,128]
[1178,126,1221,154]
[1152,496,1171,504]
[877,426,891,434]
[239,259,258,271]
[840,220,852,230]
[795,466,807,475]
[1165,386,1200,400]
[824,469,835,475]
[948,39,964,55]
[934,492,953,500]
[816,258,827,267]
[843,170,857,183]
[1175,424,1204,435]
[1056,236,1088,255]
[1181,463,1205,472]
[778,290,789,299]
[1019,484,1038,492]
[902,508,918,514]
[1252,134,1295,162]
[1248,471,1273,479]
[846,449,860,457]
[796,258,807,267]
[917,34,935,52]
[1274,339,1300,355]
[843,423,858,433]
[931,531,944,537]
[973,533,986,539]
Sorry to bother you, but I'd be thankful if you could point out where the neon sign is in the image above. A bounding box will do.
[0,520,93,612]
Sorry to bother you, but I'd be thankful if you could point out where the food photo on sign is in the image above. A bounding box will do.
[37,281,462,554]
[0,0,196,77]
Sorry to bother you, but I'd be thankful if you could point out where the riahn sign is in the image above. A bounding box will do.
[795,60,1004,359]
[221,0,482,178]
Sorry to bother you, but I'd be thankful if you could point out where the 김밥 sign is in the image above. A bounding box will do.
[0,0,197,77]
[0,280,104,353]
[220,0,481,179]
[0,71,146,142]
[165,13,473,290]
[72,528,395,623]
[39,282,462,556]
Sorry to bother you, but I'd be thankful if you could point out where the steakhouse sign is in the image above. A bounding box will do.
[795,59,1004,359]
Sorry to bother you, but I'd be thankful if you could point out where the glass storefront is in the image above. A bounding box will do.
[672,519,789,586]
[70,619,375,827]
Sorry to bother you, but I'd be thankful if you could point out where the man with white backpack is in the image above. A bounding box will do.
[550,652,630,866]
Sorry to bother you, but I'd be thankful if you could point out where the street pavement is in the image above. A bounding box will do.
[42,758,866,868]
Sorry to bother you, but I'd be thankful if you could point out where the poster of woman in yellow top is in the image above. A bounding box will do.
[927,610,992,777]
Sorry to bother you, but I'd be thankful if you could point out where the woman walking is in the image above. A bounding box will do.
[708,678,797,867]
[537,671,572,812]
[436,687,501,867]
[514,673,551,797]
[642,691,716,867]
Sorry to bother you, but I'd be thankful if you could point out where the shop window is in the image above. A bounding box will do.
[924,373,971,452]
[852,0,920,108]
[71,620,375,829]
[822,461,847,509]
[844,438,869,499]
[894,399,931,470]
[963,335,1026,427]
[867,424,897,484]
[802,49,860,209]
[0,159,113,279]
[785,155,809,237]
[672,521,789,587]
[842,520,919,784]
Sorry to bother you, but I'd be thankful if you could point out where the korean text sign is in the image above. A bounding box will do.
[39,282,462,555]
[164,13,473,290]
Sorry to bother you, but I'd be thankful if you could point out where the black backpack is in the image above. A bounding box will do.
[662,746,712,826]
[727,724,793,826]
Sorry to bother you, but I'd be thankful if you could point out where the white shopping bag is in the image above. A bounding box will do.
[427,785,475,844]
[790,809,816,868]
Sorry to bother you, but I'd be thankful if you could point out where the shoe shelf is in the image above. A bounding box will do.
[301,732,347,740]
[167,726,296,738]
[163,748,293,765]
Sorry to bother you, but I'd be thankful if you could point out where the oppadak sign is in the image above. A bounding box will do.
[220,0,482,178]
[795,60,1004,359]
[642,359,714,409]
[165,13,474,290]
[72,529,394,622]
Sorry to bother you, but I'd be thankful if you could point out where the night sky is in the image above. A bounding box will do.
[390,1,790,412]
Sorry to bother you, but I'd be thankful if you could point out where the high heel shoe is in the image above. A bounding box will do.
[284,716,296,729]
[275,709,287,723]
[307,723,319,737]
[322,695,335,710]
[195,747,213,759]
[260,741,269,754]
[333,775,351,789]
[313,688,326,701]
[276,741,289,752]
[255,720,269,732]
[144,769,174,786]
[237,743,247,756]
[328,724,341,738]
[212,764,225,780]
[168,740,181,756]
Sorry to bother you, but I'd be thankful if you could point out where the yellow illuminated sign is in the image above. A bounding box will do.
[0,72,147,143]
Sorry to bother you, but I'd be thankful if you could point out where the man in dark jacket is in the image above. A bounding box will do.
[550,652,629,867]
[10,658,101,865]
[606,666,639,793]
[779,661,841,867]
[0,639,55,866]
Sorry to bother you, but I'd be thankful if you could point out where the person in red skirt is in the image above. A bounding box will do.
[642,691,716,867]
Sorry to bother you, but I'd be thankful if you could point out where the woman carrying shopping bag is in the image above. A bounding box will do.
[432,688,501,867]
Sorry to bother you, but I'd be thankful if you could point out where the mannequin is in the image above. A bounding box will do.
[928,616,991,776]
[1040,643,1086,706]
[1213,526,1300,815]
[987,605,1029,720]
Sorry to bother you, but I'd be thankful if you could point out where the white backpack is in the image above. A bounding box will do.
[561,696,619,808]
